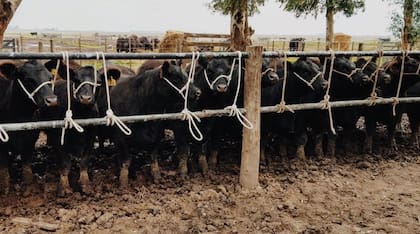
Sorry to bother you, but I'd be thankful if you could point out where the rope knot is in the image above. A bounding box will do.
[276,101,294,113]
[61,110,84,145]
[321,95,331,109]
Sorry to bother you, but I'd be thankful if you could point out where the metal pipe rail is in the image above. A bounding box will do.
[0,50,419,60]
[1,97,420,132]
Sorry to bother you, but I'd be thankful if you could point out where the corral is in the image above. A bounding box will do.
[0,48,419,232]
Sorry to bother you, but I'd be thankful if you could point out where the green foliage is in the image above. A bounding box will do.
[276,0,365,18]
[387,0,419,44]
[208,0,266,16]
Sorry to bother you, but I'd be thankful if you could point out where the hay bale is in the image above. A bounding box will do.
[159,31,187,53]
[333,33,352,51]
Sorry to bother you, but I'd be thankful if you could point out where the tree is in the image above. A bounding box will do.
[277,0,365,50]
[0,0,22,45]
[387,0,419,50]
[208,0,266,51]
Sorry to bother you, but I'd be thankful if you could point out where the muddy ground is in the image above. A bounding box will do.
[0,125,419,233]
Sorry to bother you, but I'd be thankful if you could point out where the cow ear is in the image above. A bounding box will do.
[286,61,293,69]
[198,56,209,68]
[0,62,18,80]
[161,61,170,78]
[58,63,76,81]
[371,55,377,63]
[101,68,121,86]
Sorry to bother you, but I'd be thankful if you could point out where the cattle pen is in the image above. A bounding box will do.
[0,48,420,189]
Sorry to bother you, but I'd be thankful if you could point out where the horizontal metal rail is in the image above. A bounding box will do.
[1,97,420,132]
[0,50,419,60]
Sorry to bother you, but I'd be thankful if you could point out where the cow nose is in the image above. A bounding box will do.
[269,73,279,82]
[80,95,92,104]
[45,96,58,107]
[362,74,370,82]
[322,81,328,89]
[195,88,202,97]
[216,84,227,92]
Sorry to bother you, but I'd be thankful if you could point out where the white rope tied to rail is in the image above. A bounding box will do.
[203,57,236,90]
[367,50,384,106]
[276,52,294,113]
[392,50,406,116]
[61,51,84,145]
[320,50,337,135]
[224,51,253,129]
[0,125,9,142]
[97,52,132,136]
[180,51,203,141]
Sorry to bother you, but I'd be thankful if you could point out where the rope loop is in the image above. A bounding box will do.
[0,126,9,142]
[181,108,203,141]
[224,104,253,129]
[61,109,84,145]
[98,52,132,136]
[224,51,254,130]
[392,50,406,116]
[60,51,85,145]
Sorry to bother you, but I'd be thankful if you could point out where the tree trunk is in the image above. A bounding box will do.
[402,0,413,50]
[230,1,252,51]
[325,6,334,51]
[0,0,22,46]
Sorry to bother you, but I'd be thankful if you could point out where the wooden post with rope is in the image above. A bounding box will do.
[240,46,262,189]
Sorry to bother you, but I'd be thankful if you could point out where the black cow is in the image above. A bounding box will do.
[0,60,57,195]
[300,56,369,159]
[42,61,99,196]
[261,57,327,164]
[110,61,201,186]
[406,81,420,149]
[365,56,420,153]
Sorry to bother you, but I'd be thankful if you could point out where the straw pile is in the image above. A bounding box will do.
[333,33,352,51]
[159,31,188,53]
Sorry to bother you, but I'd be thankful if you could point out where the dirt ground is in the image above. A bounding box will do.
[0,129,419,233]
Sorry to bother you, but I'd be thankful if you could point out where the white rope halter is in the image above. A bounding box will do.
[392,51,407,116]
[224,51,253,129]
[97,52,132,136]
[203,58,236,91]
[293,71,322,91]
[61,51,84,145]
[16,78,53,105]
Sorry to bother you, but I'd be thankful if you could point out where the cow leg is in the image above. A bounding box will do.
[21,150,35,197]
[196,141,209,174]
[326,133,337,158]
[408,116,419,149]
[115,137,131,188]
[386,121,398,153]
[278,137,288,165]
[208,149,218,170]
[177,144,190,180]
[150,148,161,184]
[364,115,376,154]
[0,151,10,195]
[79,152,92,195]
[295,133,307,161]
[57,149,72,197]
[314,133,324,158]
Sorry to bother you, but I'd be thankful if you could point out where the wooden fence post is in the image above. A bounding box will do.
[240,46,262,189]
[49,39,54,52]
[38,42,43,52]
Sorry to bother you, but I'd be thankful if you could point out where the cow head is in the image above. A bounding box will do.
[291,57,327,93]
[198,57,232,93]
[332,56,369,85]
[355,57,391,86]
[55,63,99,105]
[159,61,201,101]
[261,58,279,87]
[0,60,57,108]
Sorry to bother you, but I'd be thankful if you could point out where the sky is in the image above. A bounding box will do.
[7,0,399,36]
